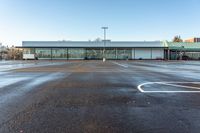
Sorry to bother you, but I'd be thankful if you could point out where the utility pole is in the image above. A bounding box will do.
[101,27,108,62]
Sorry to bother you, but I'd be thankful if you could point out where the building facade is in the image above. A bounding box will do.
[185,38,200,43]
[166,42,200,60]
[19,41,166,60]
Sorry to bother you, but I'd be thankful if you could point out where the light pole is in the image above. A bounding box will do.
[102,27,108,62]
[180,46,184,60]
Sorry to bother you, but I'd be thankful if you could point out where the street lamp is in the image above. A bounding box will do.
[102,27,108,62]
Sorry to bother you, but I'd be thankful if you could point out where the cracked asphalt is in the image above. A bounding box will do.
[0,60,200,133]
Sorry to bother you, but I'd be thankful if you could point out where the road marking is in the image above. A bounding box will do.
[137,82,200,93]
[112,62,128,68]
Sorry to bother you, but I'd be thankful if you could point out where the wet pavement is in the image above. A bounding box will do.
[0,60,200,133]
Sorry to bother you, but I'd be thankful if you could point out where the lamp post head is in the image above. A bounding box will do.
[101,27,108,29]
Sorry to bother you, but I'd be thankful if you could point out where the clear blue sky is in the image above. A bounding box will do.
[0,0,199,46]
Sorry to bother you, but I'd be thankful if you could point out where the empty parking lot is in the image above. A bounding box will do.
[0,60,200,133]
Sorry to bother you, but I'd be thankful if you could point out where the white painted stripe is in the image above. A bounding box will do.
[158,82,200,90]
[112,62,128,68]
[137,83,145,92]
[143,91,200,93]
[137,82,200,93]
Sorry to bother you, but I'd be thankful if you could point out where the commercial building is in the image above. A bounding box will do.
[185,37,200,43]
[19,41,166,60]
[17,40,200,60]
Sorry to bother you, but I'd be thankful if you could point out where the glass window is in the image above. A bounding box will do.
[185,52,200,60]
[116,48,132,59]
[52,48,67,59]
[35,48,51,59]
[68,48,85,59]
[105,48,116,59]
[86,48,103,59]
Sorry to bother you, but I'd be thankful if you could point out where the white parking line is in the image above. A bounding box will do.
[137,82,200,93]
[112,62,128,68]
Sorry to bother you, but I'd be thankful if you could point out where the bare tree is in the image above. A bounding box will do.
[173,35,183,42]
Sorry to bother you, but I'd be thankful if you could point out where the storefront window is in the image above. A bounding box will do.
[105,48,116,59]
[86,48,103,59]
[35,48,51,59]
[116,48,132,59]
[52,48,67,59]
[68,48,85,59]
[183,52,200,60]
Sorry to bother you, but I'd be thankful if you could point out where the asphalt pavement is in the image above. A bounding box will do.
[0,60,200,133]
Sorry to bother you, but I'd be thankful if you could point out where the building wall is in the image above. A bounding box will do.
[185,38,200,43]
[133,48,164,59]
[21,41,166,60]
[135,48,151,59]
[23,47,165,60]
[152,48,164,59]
[195,38,200,42]
[185,38,195,43]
